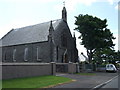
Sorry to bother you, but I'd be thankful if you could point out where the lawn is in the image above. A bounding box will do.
[2,75,72,88]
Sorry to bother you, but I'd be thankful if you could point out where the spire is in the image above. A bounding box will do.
[73,32,76,48]
[49,21,54,38]
[62,1,67,22]
[49,21,54,34]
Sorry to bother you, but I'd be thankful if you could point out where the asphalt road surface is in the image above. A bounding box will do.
[98,75,120,90]
[54,72,118,89]
[102,76,118,88]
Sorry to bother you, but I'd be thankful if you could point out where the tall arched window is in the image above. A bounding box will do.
[13,49,16,62]
[36,47,41,62]
[56,46,58,62]
[37,47,39,60]
[24,47,28,62]
[4,52,7,62]
[61,33,67,47]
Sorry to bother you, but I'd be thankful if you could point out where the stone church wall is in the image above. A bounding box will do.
[2,41,51,63]
[2,62,79,79]
[53,21,78,63]
[1,20,78,63]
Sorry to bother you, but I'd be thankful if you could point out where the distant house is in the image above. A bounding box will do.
[1,6,78,63]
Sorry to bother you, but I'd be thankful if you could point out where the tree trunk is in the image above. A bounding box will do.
[87,49,93,63]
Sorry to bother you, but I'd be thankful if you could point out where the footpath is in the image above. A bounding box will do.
[53,72,118,89]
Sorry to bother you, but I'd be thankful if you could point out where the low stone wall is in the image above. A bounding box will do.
[56,63,79,73]
[68,63,79,73]
[2,62,79,79]
[2,62,55,79]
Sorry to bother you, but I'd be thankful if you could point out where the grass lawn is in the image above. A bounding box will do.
[2,75,72,88]
[76,73,96,76]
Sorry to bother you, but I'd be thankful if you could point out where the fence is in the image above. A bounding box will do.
[79,62,107,72]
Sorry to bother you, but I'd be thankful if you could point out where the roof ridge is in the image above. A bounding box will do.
[14,19,62,30]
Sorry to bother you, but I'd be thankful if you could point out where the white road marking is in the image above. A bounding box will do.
[92,75,119,90]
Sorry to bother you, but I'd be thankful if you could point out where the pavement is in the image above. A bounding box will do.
[52,72,118,89]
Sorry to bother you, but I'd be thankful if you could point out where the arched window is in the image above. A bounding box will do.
[24,48,28,62]
[4,52,7,61]
[13,49,16,62]
[36,47,41,62]
[56,46,58,61]
[37,47,39,60]
[61,33,67,47]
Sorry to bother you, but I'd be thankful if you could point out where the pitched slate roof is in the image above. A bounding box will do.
[1,19,62,46]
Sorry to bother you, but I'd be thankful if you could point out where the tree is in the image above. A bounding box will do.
[74,14,115,63]
[93,48,115,64]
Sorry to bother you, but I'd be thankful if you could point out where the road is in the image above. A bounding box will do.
[54,72,118,89]
[98,74,120,90]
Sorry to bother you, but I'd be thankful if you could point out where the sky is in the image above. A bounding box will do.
[0,0,119,60]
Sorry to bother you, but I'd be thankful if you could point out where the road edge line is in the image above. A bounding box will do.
[91,75,118,90]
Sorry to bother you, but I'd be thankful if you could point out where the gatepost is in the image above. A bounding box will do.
[51,62,56,75]
[76,62,80,73]
[68,62,73,74]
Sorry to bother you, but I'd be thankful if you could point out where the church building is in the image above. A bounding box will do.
[1,6,78,63]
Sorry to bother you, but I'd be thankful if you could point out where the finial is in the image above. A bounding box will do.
[63,1,65,7]
[50,20,52,26]
[73,32,75,37]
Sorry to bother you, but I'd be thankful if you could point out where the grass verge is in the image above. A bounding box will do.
[2,75,72,88]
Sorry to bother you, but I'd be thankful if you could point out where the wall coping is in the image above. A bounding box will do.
[56,63,68,65]
[1,63,51,66]
[1,62,78,66]
[56,63,78,65]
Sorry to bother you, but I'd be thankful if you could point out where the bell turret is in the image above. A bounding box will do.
[62,2,67,22]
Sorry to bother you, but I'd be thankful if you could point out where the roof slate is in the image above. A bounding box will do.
[1,19,62,46]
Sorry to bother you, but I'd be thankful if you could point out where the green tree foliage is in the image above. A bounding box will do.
[93,48,115,64]
[74,14,115,63]
[93,49,120,66]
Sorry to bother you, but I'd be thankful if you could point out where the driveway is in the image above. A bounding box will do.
[53,72,118,89]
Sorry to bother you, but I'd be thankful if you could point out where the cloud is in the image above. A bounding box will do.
[54,0,97,12]
[0,17,40,39]
[115,4,118,10]
[54,0,119,12]
[115,2,120,10]
[0,0,56,3]
[66,0,96,7]
[107,0,114,5]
